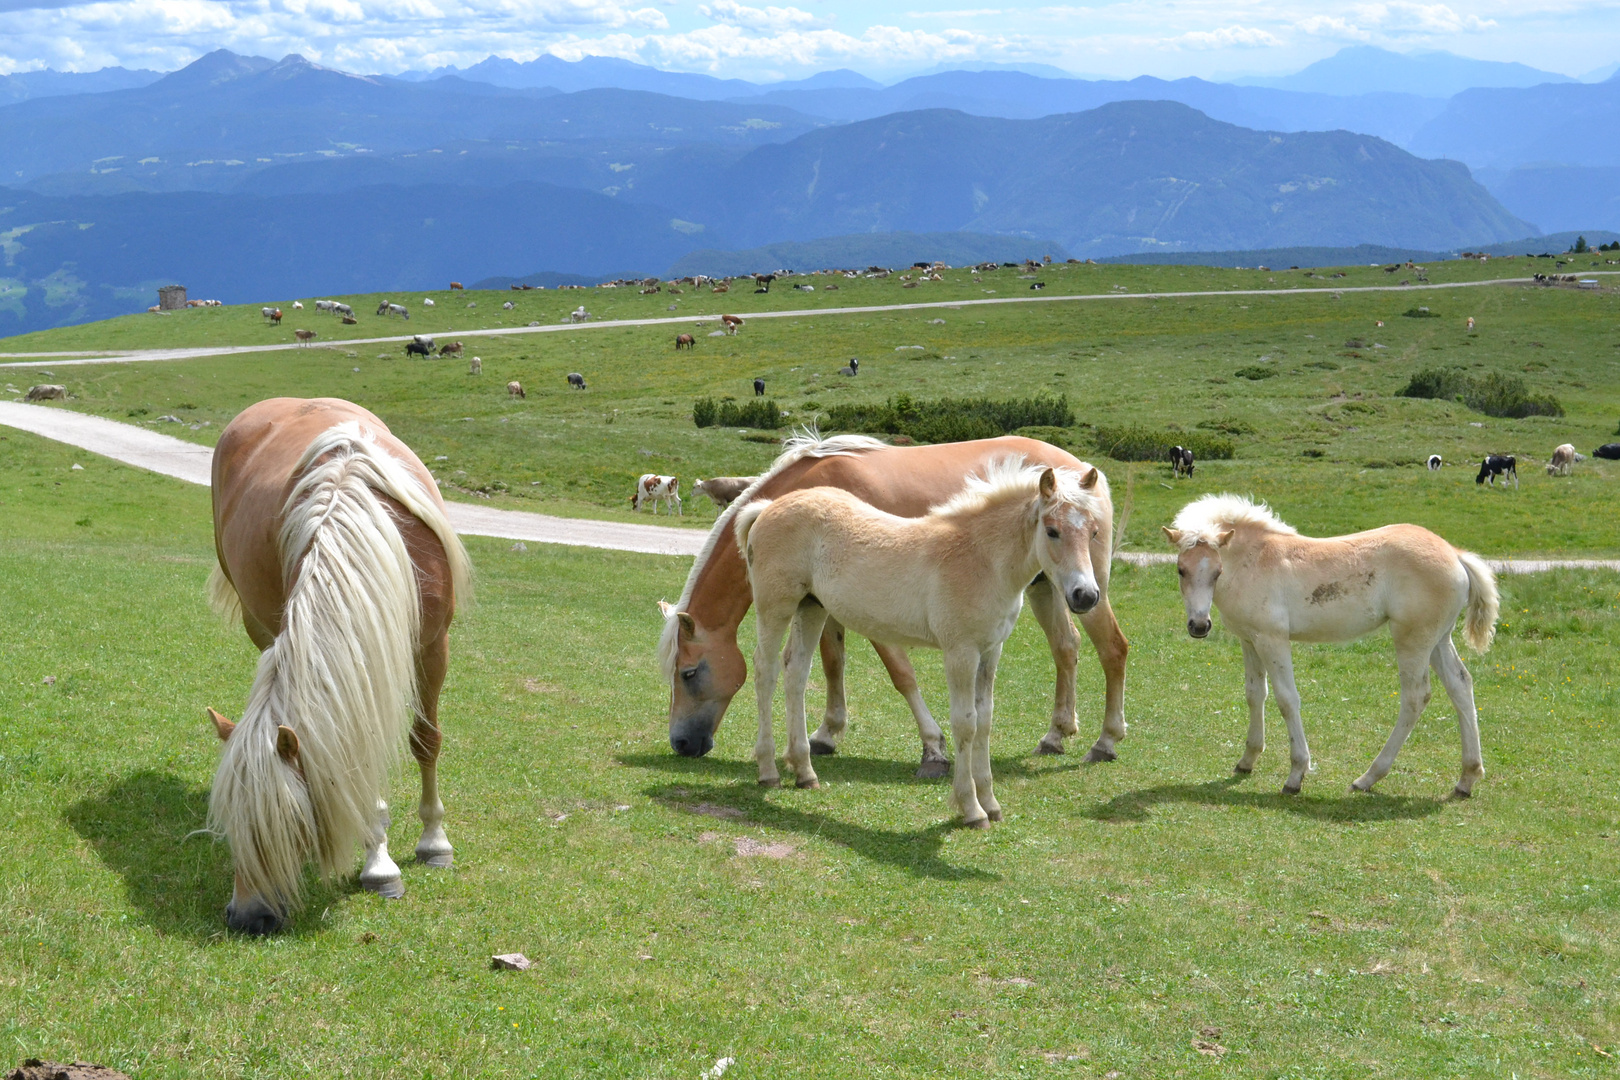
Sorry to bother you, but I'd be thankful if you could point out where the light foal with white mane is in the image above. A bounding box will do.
[1164,494,1498,797]
[737,460,1104,826]
[657,433,1129,776]
[206,398,471,934]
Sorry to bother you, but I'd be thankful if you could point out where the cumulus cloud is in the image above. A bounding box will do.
[698,0,822,32]
[1170,24,1282,49]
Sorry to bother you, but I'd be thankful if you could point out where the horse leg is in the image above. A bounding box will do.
[412,629,453,867]
[358,800,405,899]
[1075,597,1129,761]
[783,604,828,789]
[871,642,949,779]
[752,605,793,787]
[808,620,848,755]
[1430,635,1485,796]
[1253,638,1310,794]
[1234,639,1268,774]
[1352,633,1434,793]
[971,643,1004,822]
[1027,579,1079,754]
[944,647,988,827]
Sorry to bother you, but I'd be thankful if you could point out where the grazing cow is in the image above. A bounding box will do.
[838,357,859,377]
[449,282,463,290]
[754,377,765,396]
[24,384,65,401]
[469,357,482,375]
[1466,316,1475,331]
[378,302,409,319]
[632,474,681,515]
[1476,454,1518,488]
[315,300,335,313]
[332,303,353,318]
[1594,443,1620,461]
[405,340,433,358]
[294,329,316,346]
[1170,445,1194,478]
[567,372,586,390]
[569,306,589,323]
[438,342,463,357]
[721,314,744,335]
[292,301,304,310]
[692,476,754,511]
[508,381,525,399]
[1547,443,1576,476]
[503,301,515,310]
[262,307,277,322]
[422,298,435,308]
[1427,454,1443,471]
[270,309,282,324]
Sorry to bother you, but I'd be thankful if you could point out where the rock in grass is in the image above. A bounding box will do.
[490,953,531,971]
[8,1060,133,1080]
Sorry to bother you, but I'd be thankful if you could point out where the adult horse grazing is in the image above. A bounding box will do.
[1164,494,1497,798]
[205,398,472,934]
[737,460,1102,825]
[658,433,1129,774]
[675,333,695,350]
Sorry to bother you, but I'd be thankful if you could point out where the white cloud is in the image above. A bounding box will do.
[904,8,1002,17]
[1170,24,1282,49]
[698,0,822,32]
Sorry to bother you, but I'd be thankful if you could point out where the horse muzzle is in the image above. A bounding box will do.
[670,704,722,757]
[1187,617,1212,639]
[1067,585,1100,615]
[226,896,285,936]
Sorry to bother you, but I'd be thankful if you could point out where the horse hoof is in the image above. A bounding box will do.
[1281,783,1301,796]
[1233,764,1253,775]
[1082,744,1117,763]
[416,851,453,868]
[1036,736,1066,756]
[808,739,838,756]
[915,758,950,780]
[795,777,820,790]
[758,777,782,788]
[986,808,1003,822]
[1350,780,1373,793]
[1451,786,1472,799]
[361,876,405,900]
[963,816,992,830]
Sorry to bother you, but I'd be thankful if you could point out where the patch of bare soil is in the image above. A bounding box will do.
[9,1062,132,1080]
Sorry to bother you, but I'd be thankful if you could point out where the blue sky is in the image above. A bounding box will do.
[2,0,1618,82]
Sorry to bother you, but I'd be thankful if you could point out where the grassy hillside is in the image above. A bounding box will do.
[5,259,1617,555]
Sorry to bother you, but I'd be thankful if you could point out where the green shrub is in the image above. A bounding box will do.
[822,393,1073,444]
[1402,306,1437,318]
[1398,367,1563,418]
[692,397,783,428]
[1093,425,1236,462]
[1233,365,1276,380]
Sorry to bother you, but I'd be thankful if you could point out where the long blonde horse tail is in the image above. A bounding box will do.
[207,564,243,625]
[207,421,464,910]
[732,498,772,565]
[1457,549,1499,653]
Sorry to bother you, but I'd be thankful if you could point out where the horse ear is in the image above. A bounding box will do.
[677,612,697,640]
[208,707,236,741]
[657,599,675,618]
[1161,526,1182,547]
[275,725,300,764]
[1078,466,1099,490]
[1216,529,1235,547]
[1039,468,1056,499]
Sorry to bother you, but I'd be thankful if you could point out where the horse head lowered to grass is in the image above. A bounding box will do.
[205,398,471,934]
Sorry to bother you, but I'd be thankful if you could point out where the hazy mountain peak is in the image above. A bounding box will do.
[1236,45,1573,98]
[156,49,277,89]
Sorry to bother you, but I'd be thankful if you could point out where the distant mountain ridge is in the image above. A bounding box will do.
[1236,46,1574,97]
[0,65,161,105]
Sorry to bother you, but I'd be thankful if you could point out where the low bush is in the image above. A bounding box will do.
[1398,367,1564,419]
[693,397,783,428]
[1233,365,1276,380]
[822,392,1073,444]
[1402,306,1438,318]
[1093,425,1236,462]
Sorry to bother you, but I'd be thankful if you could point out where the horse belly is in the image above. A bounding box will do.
[1286,592,1387,643]
[809,573,938,651]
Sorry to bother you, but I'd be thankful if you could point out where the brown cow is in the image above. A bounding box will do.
[721,314,743,335]
[293,329,317,346]
[449,282,464,290]
[438,342,463,356]
[507,381,525,399]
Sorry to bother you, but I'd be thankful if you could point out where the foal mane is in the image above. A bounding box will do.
[932,456,1103,520]
[1169,492,1297,549]
[658,427,886,680]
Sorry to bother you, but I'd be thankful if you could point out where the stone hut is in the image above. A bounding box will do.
[157,285,187,311]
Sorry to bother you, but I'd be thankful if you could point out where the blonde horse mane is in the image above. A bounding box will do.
[1169,493,1297,549]
[658,426,886,681]
[206,421,469,911]
[932,456,1105,520]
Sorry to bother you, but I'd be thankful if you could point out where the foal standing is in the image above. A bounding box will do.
[738,460,1104,827]
[1165,494,1498,797]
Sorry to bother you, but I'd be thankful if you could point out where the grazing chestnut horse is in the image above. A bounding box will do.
[659,432,1129,775]
[1165,494,1496,797]
[739,460,1104,826]
[206,398,471,934]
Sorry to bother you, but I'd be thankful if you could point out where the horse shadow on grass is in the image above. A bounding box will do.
[1086,775,1449,825]
[63,768,355,942]
[639,778,999,884]
[618,748,1077,788]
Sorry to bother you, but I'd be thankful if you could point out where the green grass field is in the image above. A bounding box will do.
[2,260,1618,1077]
[1,428,1617,1079]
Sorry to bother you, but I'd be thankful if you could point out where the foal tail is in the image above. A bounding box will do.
[208,422,469,910]
[732,498,772,566]
[1457,549,1499,653]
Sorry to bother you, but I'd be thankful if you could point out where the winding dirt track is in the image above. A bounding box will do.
[3,273,1613,369]
[2,401,1616,572]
